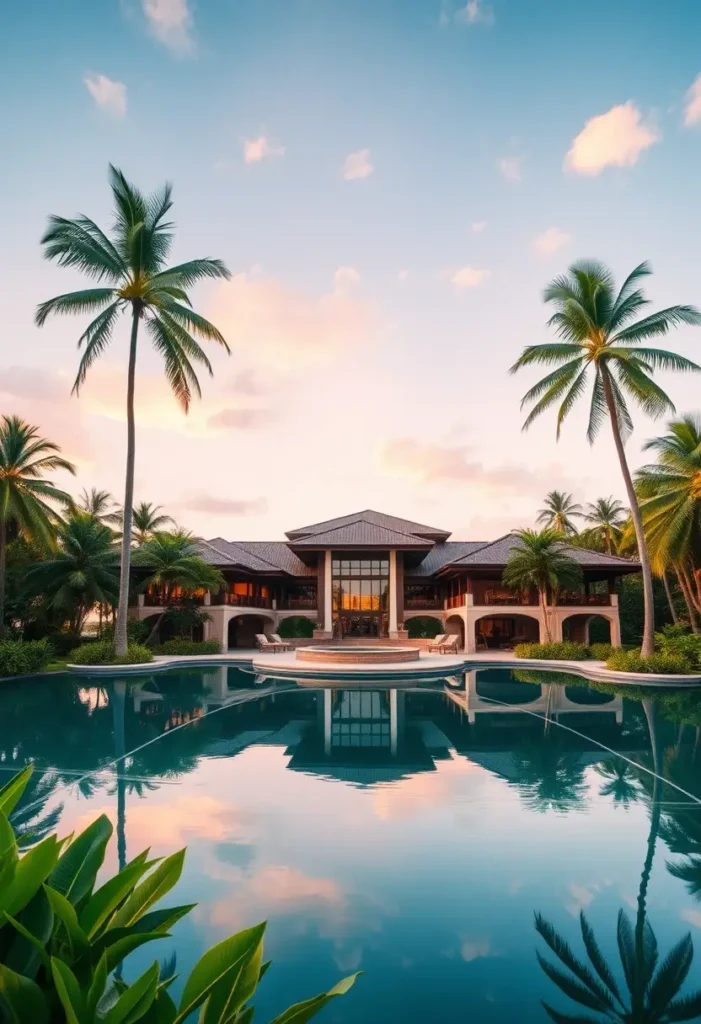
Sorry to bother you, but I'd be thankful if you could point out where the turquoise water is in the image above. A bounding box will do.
[3,667,701,1022]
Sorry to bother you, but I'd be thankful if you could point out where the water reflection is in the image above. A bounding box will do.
[1,667,701,1022]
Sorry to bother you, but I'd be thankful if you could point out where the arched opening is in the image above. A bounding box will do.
[140,612,204,646]
[445,615,465,650]
[405,615,444,639]
[476,614,539,650]
[564,685,615,706]
[228,614,275,649]
[562,614,611,645]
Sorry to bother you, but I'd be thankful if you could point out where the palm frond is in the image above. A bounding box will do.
[614,305,701,344]
[145,316,202,411]
[35,288,117,327]
[149,259,231,290]
[556,366,589,438]
[613,359,675,420]
[40,216,125,281]
[73,302,122,393]
[155,299,230,349]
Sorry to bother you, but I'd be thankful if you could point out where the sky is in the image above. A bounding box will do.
[3,0,701,542]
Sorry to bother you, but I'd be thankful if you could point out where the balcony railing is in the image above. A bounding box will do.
[277,598,317,610]
[404,597,442,610]
[219,593,273,609]
[557,593,611,606]
[144,593,205,607]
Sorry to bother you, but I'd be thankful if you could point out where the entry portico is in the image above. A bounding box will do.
[131,509,638,651]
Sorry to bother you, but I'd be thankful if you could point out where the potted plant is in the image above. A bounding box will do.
[395,621,409,641]
[313,620,332,640]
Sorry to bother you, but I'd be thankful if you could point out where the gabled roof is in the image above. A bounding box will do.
[286,509,450,542]
[410,541,488,577]
[196,538,314,576]
[441,534,639,572]
[288,521,434,549]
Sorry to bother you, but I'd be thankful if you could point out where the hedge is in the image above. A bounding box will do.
[513,641,591,661]
[605,649,693,675]
[405,616,444,639]
[69,642,154,666]
[154,639,222,656]
[0,639,52,677]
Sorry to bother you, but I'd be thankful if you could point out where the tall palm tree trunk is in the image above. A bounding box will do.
[540,588,552,642]
[677,564,701,631]
[0,520,6,638]
[115,310,140,658]
[662,572,679,625]
[601,369,655,656]
[635,700,662,986]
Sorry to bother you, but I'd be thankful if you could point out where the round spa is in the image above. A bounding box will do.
[296,645,421,665]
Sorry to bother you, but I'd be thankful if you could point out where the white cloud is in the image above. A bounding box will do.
[455,0,494,26]
[397,269,409,283]
[83,73,127,117]
[243,135,285,164]
[333,266,361,290]
[182,495,267,516]
[532,226,572,255]
[496,156,522,182]
[471,220,488,233]
[143,0,193,53]
[683,73,701,127]
[342,148,374,180]
[445,266,490,290]
[564,102,659,175]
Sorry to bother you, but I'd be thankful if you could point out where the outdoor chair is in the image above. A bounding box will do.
[436,634,460,654]
[268,633,293,651]
[427,634,447,652]
[255,634,284,653]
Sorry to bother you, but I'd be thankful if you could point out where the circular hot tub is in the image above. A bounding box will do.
[296,645,421,665]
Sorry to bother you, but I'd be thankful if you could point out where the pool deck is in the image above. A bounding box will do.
[62,647,701,686]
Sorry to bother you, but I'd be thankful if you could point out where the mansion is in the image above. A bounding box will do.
[132,510,638,652]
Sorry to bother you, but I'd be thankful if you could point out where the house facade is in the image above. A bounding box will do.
[132,509,638,652]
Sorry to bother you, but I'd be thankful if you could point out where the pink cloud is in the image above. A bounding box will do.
[684,73,701,127]
[243,135,285,164]
[342,148,374,180]
[564,102,659,175]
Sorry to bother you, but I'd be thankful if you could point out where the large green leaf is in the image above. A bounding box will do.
[0,835,61,917]
[44,884,90,957]
[3,887,54,978]
[0,962,49,1024]
[103,931,170,976]
[267,974,360,1024]
[3,913,52,974]
[51,958,85,1024]
[86,951,108,1019]
[80,857,156,938]
[174,923,266,1024]
[0,766,34,818]
[201,935,264,1024]
[129,904,195,936]
[138,986,177,1024]
[104,961,160,1024]
[48,813,112,905]
[110,850,185,930]
[0,807,18,866]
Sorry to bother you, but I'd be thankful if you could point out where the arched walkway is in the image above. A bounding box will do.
[227,613,275,649]
[562,613,612,645]
[475,613,540,650]
[445,614,465,649]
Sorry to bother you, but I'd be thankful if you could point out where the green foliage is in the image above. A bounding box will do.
[276,616,314,638]
[0,639,52,677]
[154,639,222,656]
[536,490,582,535]
[655,625,701,669]
[503,528,583,606]
[606,648,693,675]
[405,616,444,639]
[69,642,153,666]
[514,641,590,660]
[616,572,673,645]
[101,619,151,646]
[589,642,617,661]
[0,766,359,1024]
[133,532,224,601]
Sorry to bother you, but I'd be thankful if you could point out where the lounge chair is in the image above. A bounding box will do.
[427,634,447,652]
[255,634,284,653]
[268,633,293,652]
[436,634,460,654]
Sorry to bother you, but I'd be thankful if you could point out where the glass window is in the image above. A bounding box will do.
[233,582,250,596]
[332,560,340,572]
[361,560,371,573]
[350,580,360,610]
[351,560,360,572]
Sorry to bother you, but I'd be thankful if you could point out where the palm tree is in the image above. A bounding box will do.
[0,416,75,634]
[582,496,627,555]
[537,490,583,535]
[77,487,122,527]
[595,759,641,807]
[131,502,176,545]
[502,528,583,641]
[132,530,224,644]
[36,165,231,656]
[510,260,701,656]
[26,513,119,634]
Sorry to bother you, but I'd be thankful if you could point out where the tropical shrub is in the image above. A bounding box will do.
[69,641,153,666]
[514,641,590,660]
[0,638,52,677]
[276,616,314,638]
[655,625,701,669]
[589,642,617,661]
[406,616,443,639]
[606,648,693,675]
[0,765,358,1023]
[154,639,222,656]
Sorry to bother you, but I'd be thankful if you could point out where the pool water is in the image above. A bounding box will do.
[3,666,701,1022]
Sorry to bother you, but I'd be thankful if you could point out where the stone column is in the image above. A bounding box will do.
[323,689,332,755]
[388,550,398,636]
[389,688,398,756]
[324,551,333,634]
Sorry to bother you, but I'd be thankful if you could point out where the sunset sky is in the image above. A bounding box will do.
[3,0,701,541]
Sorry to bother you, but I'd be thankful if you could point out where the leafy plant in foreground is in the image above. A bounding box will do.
[0,766,358,1022]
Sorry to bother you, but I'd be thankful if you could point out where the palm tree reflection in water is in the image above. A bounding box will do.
[534,700,701,1022]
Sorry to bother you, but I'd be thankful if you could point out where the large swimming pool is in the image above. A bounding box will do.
[3,666,701,1022]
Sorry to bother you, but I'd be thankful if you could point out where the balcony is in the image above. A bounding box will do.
[219,593,272,609]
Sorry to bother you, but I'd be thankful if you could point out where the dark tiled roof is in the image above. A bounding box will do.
[286,509,450,541]
[196,538,314,576]
[289,521,433,549]
[235,541,315,576]
[410,541,488,577]
[445,534,639,571]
